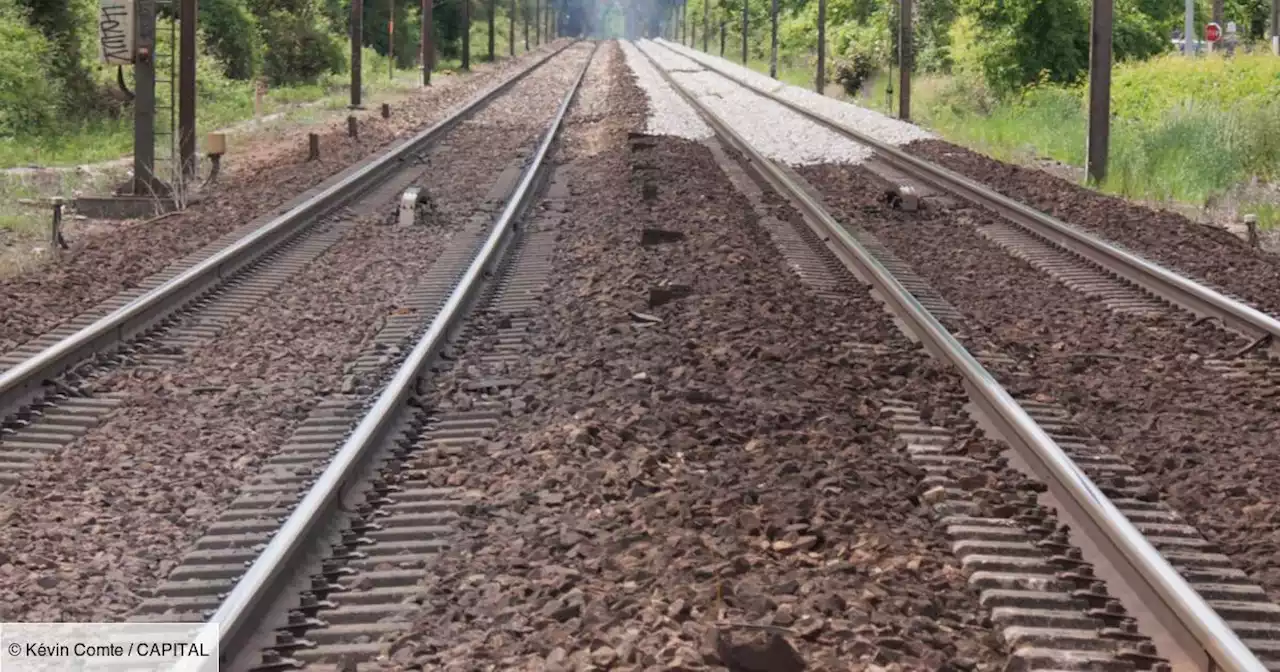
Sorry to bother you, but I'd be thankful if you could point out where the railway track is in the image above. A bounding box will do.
[0,42,579,491]
[5,38,1280,672]
[634,39,1280,672]
[136,43,597,672]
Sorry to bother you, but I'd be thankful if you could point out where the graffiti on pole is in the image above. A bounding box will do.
[98,0,135,65]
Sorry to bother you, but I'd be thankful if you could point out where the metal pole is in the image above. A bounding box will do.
[178,0,197,181]
[1272,0,1279,54]
[816,0,825,93]
[1185,0,1194,55]
[1087,0,1113,184]
[741,0,747,63]
[703,0,709,51]
[898,0,910,119]
[488,0,495,60]
[769,0,778,78]
[462,0,471,68]
[509,0,515,55]
[351,0,363,106]
[133,0,159,194]
[422,0,432,84]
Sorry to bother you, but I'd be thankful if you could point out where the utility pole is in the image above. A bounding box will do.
[703,0,709,51]
[769,0,778,78]
[488,0,495,60]
[1087,0,1113,183]
[898,0,910,119]
[1185,0,1194,55]
[741,0,748,63]
[421,0,432,84]
[134,0,159,194]
[351,0,363,106]
[1272,0,1279,54]
[462,0,471,68]
[178,0,197,181]
[1271,0,1279,53]
[509,0,515,55]
[816,0,825,93]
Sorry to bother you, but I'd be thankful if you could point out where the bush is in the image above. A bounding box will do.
[833,51,876,95]
[0,0,61,136]
[201,0,262,79]
[260,9,346,85]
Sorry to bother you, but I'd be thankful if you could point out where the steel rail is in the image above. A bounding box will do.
[635,40,1268,672]
[0,40,577,416]
[173,41,598,672]
[651,38,1280,346]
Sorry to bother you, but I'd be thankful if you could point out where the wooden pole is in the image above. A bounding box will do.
[898,0,911,120]
[741,0,747,63]
[1086,0,1113,183]
[535,0,541,44]
[421,0,432,84]
[524,0,530,49]
[351,0,363,107]
[816,0,825,93]
[389,0,395,79]
[509,0,515,55]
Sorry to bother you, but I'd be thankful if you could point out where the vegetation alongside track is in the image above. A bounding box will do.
[673,0,1280,226]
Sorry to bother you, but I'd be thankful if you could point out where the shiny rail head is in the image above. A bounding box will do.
[634,40,1268,672]
[183,43,599,672]
[646,37,1280,346]
[0,40,581,419]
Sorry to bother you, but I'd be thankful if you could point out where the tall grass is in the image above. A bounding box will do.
[851,51,1280,225]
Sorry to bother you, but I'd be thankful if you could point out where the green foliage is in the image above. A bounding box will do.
[260,9,347,85]
[957,0,1089,93]
[0,0,61,135]
[201,0,263,79]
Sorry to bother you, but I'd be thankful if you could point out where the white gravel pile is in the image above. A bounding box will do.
[618,41,712,140]
[655,38,936,146]
[635,40,871,166]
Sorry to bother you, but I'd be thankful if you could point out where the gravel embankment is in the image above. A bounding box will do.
[803,161,1280,602]
[0,40,572,354]
[0,45,594,622]
[375,41,1010,672]
[656,39,935,148]
[617,41,711,140]
[636,40,872,166]
[904,139,1280,317]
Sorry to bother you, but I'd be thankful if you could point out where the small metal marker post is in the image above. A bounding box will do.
[1245,214,1260,249]
[51,199,65,259]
